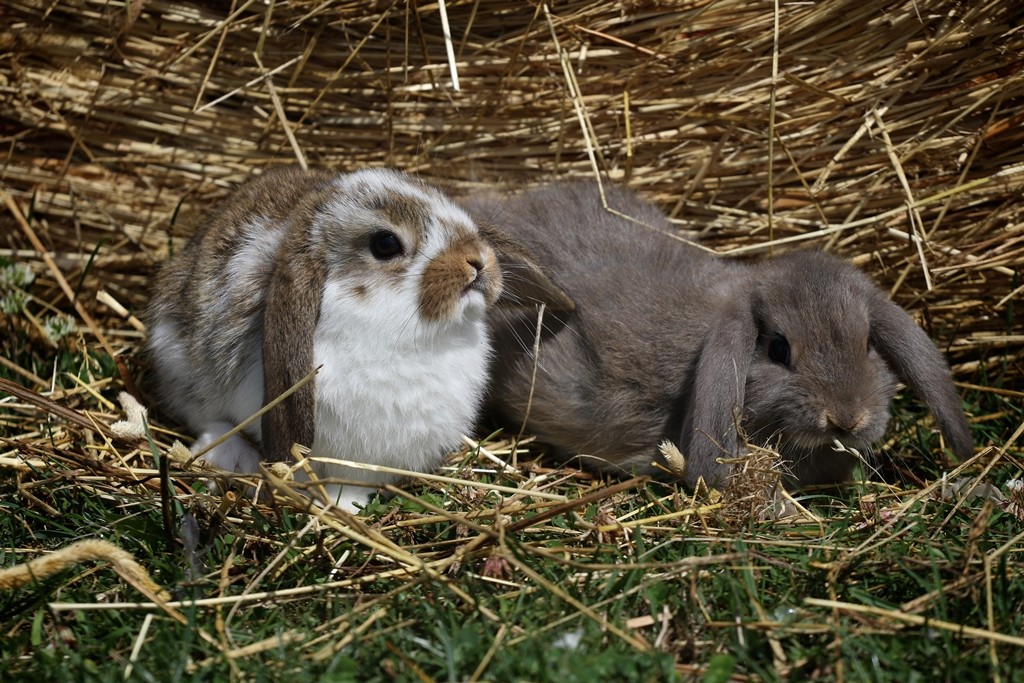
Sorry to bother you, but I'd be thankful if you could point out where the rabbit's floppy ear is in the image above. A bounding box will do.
[261,236,324,463]
[868,295,973,459]
[679,300,759,488]
[479,222,576,313]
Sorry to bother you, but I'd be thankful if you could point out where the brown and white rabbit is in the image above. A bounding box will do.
[146,166,571,512]
[464,181,973,490]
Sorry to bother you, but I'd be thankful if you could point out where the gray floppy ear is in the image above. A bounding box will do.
[478,222,576,313]
[868,295,973,459]
[261,240,324,464]
[680,301,758,488]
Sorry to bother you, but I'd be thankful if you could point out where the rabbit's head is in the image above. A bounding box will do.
[314,169,500,331]
[685,250,972,488]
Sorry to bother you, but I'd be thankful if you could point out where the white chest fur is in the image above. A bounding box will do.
[309,280,492,501]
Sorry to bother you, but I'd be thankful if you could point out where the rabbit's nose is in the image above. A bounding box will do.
[825,409,867,433]
[466,255,484,279]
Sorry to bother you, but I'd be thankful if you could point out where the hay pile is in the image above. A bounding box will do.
[1,2,1023,675]
[1,1,1021,462]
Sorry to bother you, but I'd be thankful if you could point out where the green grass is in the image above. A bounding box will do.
[1,337,1022,682]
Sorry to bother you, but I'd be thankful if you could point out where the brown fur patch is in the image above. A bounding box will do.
[419,235,500,321]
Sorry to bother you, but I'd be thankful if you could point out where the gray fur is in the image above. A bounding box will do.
[467,181,973,489]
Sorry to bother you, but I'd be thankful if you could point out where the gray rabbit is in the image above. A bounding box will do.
[465,181,973,489]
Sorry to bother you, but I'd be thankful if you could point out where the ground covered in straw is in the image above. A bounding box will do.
[2,0,1023,680]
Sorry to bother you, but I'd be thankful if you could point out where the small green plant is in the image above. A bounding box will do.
[0,262,35,314]
[0,262,35,289]
[41,314,77,343]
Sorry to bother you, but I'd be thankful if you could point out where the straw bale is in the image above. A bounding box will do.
[1,0,1021,386]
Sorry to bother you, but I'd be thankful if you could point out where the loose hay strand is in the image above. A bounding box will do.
[0,539,173,605]
[805,598,1024,648]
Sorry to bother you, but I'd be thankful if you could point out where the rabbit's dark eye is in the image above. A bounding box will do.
[370,231,403,260]
[767,334,791,367]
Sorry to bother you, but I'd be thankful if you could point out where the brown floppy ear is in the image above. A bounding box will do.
[868,295,973,459]
[679,300,758,488]
[478,222,576,313]
[261,238,324,464]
